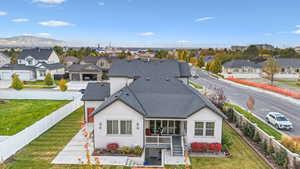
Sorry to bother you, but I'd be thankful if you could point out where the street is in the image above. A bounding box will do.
[192,68,300,136]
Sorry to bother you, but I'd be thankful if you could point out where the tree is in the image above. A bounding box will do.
[209,59,222,74]
[44,73,54,86]
[53,46,64,56]
[244,45,259,61]
[197,55,205,68]
[118,50,127,59]
[263,57,280,85]
[58,78,68,92]
[11,74,24,90]
[206,62,211,71]
[279,48,297,58]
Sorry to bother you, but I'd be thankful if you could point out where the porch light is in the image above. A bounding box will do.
[136,122,140,130]
[99,122,102,130]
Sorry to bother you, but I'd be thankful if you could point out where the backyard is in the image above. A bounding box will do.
[5,107,270,169]
[0,99,70,135]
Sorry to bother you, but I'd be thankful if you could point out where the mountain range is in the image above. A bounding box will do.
[0,36,66,48]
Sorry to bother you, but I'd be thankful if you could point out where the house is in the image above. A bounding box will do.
[80,56,111,71]
[17,48,60,65]
[0,48,65,81]
[221,59,262,78]
[63,56,80,68]
[68,64,102,81]
[0,52,10,67]
[271,58,300,80]
[81,58,225,166]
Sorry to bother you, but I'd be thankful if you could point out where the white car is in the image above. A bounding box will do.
[265,112,293,130]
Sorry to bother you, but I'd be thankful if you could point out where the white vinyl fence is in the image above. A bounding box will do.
[0,97,83,161]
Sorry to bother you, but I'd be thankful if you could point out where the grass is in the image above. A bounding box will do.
[5,107,130,169]
[276,80,300,88]
[5,110,270,169]
[226,103,282,140]
[0,99,70,135]
[166,123,271,169]
[189,81,203,89]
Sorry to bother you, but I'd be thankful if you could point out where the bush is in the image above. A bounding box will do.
[274,150,288,167]
[44,73,54,86]
[121,146,130,154]
[191,142,209,152]
[133,146,143,155]
[58,78,68,91]
[107,143,119,151]
[11,74,24,90]
[281,136,300,154]
[222,132,233,151]
[209,143,222,152]
[241,124,255,139]
[253,132,261,143]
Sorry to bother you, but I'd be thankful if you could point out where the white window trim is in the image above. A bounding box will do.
[194,121,216,138]
[106,119,133,136]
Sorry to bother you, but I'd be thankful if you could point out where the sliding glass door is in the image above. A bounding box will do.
[149,120,182,135]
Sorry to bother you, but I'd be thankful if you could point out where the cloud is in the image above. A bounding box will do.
[296,25,300,28]
[98,2,105,6]
[12,18,29,23]
[195,17,215,22]
[138,32,155,36]
[293,30,300,34]
[39,20,73,27]
[32,0,65,4]
[176,40,192,43]
[264,33,272,36]
[0,11,7,16]
[23,32,51,37]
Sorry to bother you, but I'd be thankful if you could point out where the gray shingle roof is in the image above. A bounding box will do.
[68,64,101,72]
[18,48,53,60]
[0,64,35,70]
[64,56,80,63]
[82,82,110,101]
[92,77,226,119]
[36,62,65,70]
[81,56,111,64]
[108,59,191,78]
[275,58,300,68]
[223,59,262,68]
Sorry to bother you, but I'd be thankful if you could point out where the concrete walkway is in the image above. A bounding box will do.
[0,80,11,89]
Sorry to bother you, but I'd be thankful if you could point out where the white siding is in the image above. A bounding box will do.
[110,77,134,95]
[93,101,144,149]
[186,108,223,145]
[48,51,60,64]
[0,70,35,81]
[84,101,103,123]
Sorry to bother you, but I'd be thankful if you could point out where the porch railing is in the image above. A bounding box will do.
[145,136,171,146]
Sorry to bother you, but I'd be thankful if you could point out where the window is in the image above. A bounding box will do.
[194,122,215,137]
[39,70,46,77]
[194,122,204,136]
[205,122,215,136]
[120,120,132,135]
[107,120,119,134]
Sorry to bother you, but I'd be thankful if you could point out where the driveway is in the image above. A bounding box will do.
[192,68,300,136]
[0,80,11,89]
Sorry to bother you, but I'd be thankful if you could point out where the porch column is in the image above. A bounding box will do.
[79,73,83,81]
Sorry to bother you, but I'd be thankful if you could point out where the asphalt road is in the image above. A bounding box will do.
[192,68,300,136]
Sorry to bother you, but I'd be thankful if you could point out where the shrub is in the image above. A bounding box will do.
[133,146,143,155]
[44,73,54,86]
[262,140,268,155]
[191,142,209,152]
[253,132,261,143]
[107,143,119,151]
[281,136,300,154]
[58,78,68,92]
[268,143,275,155]
[121,146,130,154]
[274,150,288,167]
[209,143,222,152]
[241,124,255,139]
[222,132,233,151]
[11,74,24,90]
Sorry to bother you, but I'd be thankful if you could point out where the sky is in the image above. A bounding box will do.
[0,0,300,48]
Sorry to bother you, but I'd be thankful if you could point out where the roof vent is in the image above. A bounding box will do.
[125,93,130,96]
[166,78,170,81]
[145,77,150,81]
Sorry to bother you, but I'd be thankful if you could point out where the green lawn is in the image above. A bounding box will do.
[189,81,203,89]
[0,100,70,135]
[226,103,282,140]
[276,80,300,88]
[166,123,271,169]
[5,107,270,169]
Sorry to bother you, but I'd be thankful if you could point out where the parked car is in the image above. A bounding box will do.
[265,112,293,130]
[193,75,199,78]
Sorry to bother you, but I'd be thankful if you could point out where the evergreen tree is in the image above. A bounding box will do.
[11,74,24,90]
[209,59,222,74]
[44,73,54,86]
[197,55,205,68]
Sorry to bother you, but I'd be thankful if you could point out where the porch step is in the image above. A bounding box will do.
[172,136,183,156]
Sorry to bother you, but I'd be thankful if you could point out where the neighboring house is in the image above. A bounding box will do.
[80,56,111,71]
[0,48,65,81]
[68,64,102,81]
[17,48,60,65]
[63,56,80,68]
[204,55,214,64]
[81,58,225,165]
[271,58,300,80]
[0,52,10,67]
[222,59,262,78]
